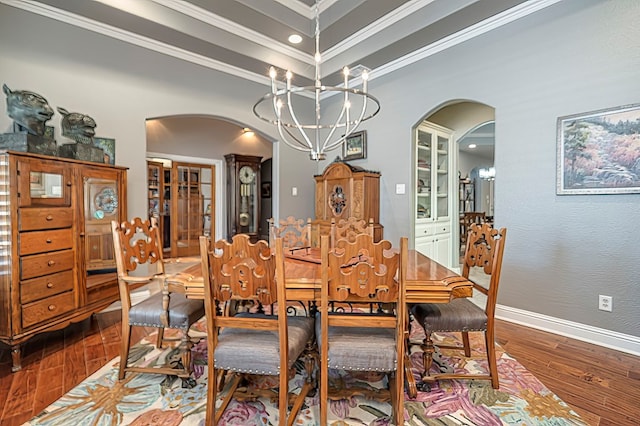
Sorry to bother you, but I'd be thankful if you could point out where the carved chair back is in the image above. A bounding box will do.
[268,216,312,249]
[330,216,374,248]
[461,222,507,319]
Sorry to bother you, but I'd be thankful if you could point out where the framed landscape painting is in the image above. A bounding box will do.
[557,103,640,195]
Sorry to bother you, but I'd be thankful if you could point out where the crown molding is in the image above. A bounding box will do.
[1,0,272,87]
[370,0,563,82]
[1,0,562,93]
[153,0,313,65]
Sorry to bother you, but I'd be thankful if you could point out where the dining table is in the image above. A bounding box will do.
[166,247,473,398]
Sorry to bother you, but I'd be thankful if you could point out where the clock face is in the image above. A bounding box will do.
[239,165,256,184]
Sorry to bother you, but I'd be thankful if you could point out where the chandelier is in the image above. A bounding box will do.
[253,2,380,161]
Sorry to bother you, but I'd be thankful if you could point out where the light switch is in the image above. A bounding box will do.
[292,187,298,196]
[395,183,405,194]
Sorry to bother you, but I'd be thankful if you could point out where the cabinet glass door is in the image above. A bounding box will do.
[84,176,119,273]
[174,163,203,257]
[416,129,432,220]
[435,134,449,218]
[200,166,214,238]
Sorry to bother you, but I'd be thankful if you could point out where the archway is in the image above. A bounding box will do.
[145,115,274,254]
[413,101,495,269]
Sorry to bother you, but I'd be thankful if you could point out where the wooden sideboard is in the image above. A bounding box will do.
[0,151,127,372]
[312,160,382,244]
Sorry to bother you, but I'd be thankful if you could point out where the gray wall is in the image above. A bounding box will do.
[0,0,638,341]
[323,0,640,337]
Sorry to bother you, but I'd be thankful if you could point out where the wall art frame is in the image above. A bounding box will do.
[557,103,640,195]
[261,181,271,198]
[343,130,367,161]
[93,137,115,165]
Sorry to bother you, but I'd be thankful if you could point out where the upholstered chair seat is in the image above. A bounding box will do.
[215,313,314,375]
[128,292,204,329]
[315,316,397,372]
[412,298,488,334]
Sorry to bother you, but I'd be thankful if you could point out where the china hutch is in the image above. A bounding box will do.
[225,154,262,242]
[312,160,382,244]
[0,151,127,372]
[147,160,213,257]
[414,122,454,267]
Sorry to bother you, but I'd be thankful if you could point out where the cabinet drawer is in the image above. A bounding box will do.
[434,224,450,235]
[22,291,75,328]
[19,228,73,256]
[20,208,73,231]
[21,270,75,304]
[20,250,74,280]
[415,223,434,237]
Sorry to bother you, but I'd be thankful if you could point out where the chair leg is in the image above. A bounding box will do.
[390,371,404,426]
[156,327,164,348]
[279,360,288,426]
[485,328,499,389]
[462,331,471,357]
[205,358,215,426]
[215,373,242,424]
[119,323,132,380]
[420,331,435,378]
[180,331,192,376]
[320,359,328,425]
[288,348,317,426]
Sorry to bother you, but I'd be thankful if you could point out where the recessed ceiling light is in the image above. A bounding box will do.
[468,144,477,149]
[242,127,254,136]
[288,34,302,44]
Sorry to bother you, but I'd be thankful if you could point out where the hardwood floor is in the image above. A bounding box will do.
[0,313,638,425]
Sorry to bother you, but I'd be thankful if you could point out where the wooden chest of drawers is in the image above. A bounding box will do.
[0,151,127,372]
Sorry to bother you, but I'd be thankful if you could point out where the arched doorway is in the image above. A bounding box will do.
[145,115,273,256]
[412,101,495,269]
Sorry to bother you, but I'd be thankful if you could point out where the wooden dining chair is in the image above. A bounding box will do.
[460,211,486,252]
[329,216,374,248]
[268,216,312,249]
[411,222,507,389]
[317,233,407,425]
[199,234,316,426]
[111,217,205,383]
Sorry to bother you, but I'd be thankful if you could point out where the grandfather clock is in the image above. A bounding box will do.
[225,154,262,242]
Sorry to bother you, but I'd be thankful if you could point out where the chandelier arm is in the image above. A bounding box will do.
[277,122,313,151]
[320,101,349,153]
[285,88,314,150]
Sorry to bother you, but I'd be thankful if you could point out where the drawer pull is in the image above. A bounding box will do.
[46,239,52,243]
[48,260,56,266]
[47,282,54,288]
[46,215,54,221]
[48,304,56,311]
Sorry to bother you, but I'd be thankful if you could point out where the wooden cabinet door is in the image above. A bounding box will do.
[16,157,72,207]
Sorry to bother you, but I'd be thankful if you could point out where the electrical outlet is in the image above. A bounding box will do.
[598,295,612,312]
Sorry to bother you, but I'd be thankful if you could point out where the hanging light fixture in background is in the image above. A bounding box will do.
[478,166,496,180]
[253,1,380,161]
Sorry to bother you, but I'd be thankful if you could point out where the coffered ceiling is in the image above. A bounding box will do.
[4,0,558,87]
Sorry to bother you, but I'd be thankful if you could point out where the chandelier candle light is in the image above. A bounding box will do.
[253,2,380,161]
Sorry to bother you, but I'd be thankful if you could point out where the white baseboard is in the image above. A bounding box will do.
[495,304,640,357]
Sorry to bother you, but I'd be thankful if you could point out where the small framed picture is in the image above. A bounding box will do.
[343,130,367,161]
[261,181,271,198]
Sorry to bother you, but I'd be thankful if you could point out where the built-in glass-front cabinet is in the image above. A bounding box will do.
[414,122,454,267]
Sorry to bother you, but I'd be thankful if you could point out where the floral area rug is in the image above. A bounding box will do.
[26,317,586,426]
